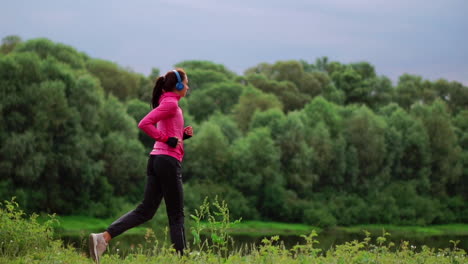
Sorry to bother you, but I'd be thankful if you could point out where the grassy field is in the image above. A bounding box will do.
[3,201,467,264]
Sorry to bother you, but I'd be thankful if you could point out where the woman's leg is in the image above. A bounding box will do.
[156,155,186,255]
[106,155,163,238]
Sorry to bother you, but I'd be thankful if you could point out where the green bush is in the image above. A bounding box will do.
[303,206,337,228]
[329,193,369,226]
[0,198,55,257]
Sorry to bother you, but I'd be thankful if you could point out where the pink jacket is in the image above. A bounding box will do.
[138,92,185,161]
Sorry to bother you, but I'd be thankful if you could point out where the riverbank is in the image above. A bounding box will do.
[48,215,468,237]
[337,224,468,236]
[6,214,468,264]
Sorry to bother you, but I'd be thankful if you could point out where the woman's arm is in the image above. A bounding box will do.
[138,101,177,142]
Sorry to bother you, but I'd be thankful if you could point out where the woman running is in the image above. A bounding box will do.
[89,69,192,263]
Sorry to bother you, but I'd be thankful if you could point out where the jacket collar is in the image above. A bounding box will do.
[161,91,181,101]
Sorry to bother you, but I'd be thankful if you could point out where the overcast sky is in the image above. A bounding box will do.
[2,0,467,84]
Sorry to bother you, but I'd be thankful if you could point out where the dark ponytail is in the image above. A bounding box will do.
[151,76,166,108]
[151,68,187,108]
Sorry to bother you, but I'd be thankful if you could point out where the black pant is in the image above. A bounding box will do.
[106,155,186,254]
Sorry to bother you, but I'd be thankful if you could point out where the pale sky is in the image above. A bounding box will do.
[2,0,467,84]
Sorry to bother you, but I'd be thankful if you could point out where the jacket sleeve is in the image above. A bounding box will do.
[138,101,177,142]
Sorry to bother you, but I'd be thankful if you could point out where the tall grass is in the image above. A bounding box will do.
[0,198,56,257]
[1,198,466,264]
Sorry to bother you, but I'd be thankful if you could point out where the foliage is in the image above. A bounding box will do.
[0,198,56,257]
[0,200,466,264]
[183,121,231,182]
[233,87,283,131]
[187,81,244,122]
[189,197,241,256]
[0,35,22,54]
[0,39,145,217]
[14,38,88,69]
[0,36,467,227]
[86,58,147,100]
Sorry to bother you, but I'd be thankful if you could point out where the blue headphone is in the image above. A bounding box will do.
[172,70,185,91]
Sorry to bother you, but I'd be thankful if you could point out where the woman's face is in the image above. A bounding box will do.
[176,75,190,97]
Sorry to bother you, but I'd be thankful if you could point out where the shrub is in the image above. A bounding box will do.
[302,203,337,228]
[0,198,56,257]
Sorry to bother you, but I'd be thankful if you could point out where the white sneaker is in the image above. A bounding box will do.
[89,233,108,263]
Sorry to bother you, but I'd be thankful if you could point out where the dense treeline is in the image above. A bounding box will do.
[0,36,467,226]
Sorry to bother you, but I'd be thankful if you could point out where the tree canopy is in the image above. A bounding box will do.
[1,36,467,226]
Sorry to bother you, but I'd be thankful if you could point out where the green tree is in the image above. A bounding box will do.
[328,193,369,225]
[70,75,104,132]
[1,36,466,225]
[350,61,376,79]
[233,87,283,132]
[187,81,244,122]
[411,100,462,196]
[310,71,344,104]
[0,35,22,54]
[301,97,346,188]
[15,38,88,69]
[229,128,286,219]
[270,60,304,87]
[175,60,236,79]
[380,104,431,183]
[98,95,138,139]
[126,99,154,149]
[447,81,468,114]
[102,132,146,198]
[249,108,286,139]
[207,113,241,143]
[148,67,160,80]
[0,42,148,215]
[453,110,468,199]
[394,74,435,109]
[86,59,143,100]
[247,60,331,100]
[181,69,230,92]
[343,106,388,190]
[367,76,394,109]
[183,121,231,182]
[246,73,309,111]
[300,56,329,72]
[331,66,370,105]
[380,182,442,225]
[271,112,317,197]
[136,75,153,102]
[302,96,343,137]
[432,79,468,114]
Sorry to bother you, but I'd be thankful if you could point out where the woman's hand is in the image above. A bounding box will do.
[184,126,193,136]
[166,137,183,148]
[183,126,193,140]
